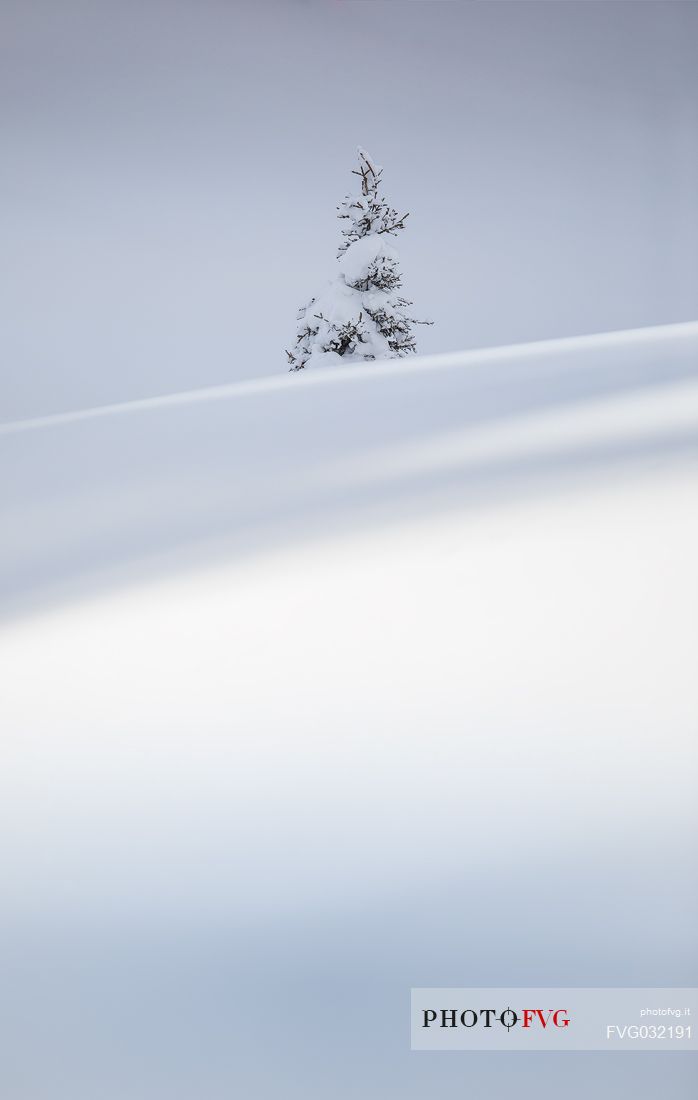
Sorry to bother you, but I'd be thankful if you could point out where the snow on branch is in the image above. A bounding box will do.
[287,148,432,371]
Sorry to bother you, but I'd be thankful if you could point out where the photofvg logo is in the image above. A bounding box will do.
[422,1006,570,1033]
[411,988,698,1052]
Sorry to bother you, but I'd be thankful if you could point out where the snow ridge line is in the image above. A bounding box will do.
[2,320,698,437]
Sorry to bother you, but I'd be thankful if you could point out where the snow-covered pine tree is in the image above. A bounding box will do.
[287,148,431,371]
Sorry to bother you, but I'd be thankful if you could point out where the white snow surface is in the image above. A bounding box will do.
[2,320,697,618]
[1,322,697,1098]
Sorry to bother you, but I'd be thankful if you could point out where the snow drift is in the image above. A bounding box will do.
[1,322,697,1100]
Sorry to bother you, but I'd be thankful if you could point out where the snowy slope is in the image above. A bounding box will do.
[2,321,698,619]
[1,324,698,1099]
